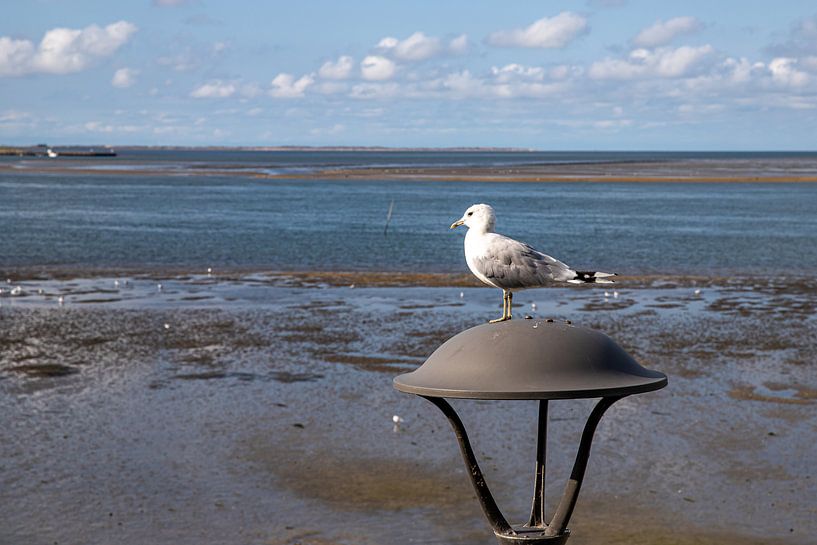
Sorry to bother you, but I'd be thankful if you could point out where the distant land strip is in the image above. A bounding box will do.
[3,163,817,182]
[268,166,817,183]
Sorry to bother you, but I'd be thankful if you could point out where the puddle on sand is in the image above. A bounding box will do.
[729,382,817,405]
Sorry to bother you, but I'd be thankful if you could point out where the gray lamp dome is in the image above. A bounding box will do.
[394,319,667,400]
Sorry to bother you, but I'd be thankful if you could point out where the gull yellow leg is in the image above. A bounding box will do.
[489,290,512,323]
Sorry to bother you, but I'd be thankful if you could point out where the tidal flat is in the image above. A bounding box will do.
[1,274,815,545]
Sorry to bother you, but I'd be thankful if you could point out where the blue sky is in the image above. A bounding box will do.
[2,0,817,149]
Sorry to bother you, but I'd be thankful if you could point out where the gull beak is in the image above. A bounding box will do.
[450,219,465,230]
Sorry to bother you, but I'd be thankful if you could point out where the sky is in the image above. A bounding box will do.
[2,0,817,149]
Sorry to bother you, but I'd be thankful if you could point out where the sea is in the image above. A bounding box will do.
[2,149,817,277]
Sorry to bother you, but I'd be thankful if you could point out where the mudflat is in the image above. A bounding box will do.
[1,272,814,545]
[4,155,817,182]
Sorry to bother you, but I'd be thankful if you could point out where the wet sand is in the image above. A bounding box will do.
[4,157,817,182]
[1,273,815,545]
[282,162,817,183]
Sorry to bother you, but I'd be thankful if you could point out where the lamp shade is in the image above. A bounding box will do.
[394,319,667,400]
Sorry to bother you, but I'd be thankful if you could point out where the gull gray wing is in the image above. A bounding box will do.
[472,234,576,290]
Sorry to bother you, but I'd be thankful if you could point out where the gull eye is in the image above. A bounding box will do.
[467,212,473,216]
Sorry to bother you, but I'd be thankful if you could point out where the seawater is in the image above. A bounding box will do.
[2,150,817,275]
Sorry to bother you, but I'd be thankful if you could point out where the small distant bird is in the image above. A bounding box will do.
[157,283,163,291]
[451,204,615,322]
[114,280,120,288]
[10,286,22,296]
[58,296,64,305]
[207,267,213,276]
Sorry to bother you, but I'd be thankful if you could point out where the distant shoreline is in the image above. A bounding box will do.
[1,144,535,153]
[3,144,817,152]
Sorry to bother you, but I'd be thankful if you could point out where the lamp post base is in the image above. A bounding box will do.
[496,527,570,544]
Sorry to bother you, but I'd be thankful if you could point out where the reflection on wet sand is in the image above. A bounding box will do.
[1,273,815,545]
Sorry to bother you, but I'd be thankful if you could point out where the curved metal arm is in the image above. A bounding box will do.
[546,395,625,537]
[421,396,515,536]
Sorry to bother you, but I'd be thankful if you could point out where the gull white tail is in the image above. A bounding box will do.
[567,271,617,284]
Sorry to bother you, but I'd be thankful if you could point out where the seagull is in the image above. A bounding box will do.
[451,204,616,322]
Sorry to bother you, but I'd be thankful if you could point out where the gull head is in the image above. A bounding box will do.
[450,203,496,232]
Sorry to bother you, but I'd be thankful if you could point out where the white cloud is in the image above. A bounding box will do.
[111,67,137,88]
[360,55,396,80]
[0,21,137,76]
[375,31,467,62]
[318,55,354,80]
[449,34,468,54]
[270,73,315,98]
[721,57,765,84]
[440,68,565,99]
[190,80,236,98]
[377,31,442,61]
[589,45,713,79]
[377,37,398,49]
[680,57,767,94]
[0,38,35,76]
[491,63,545,82]
[633,16,701,47]
[768,58,809,88]
[487,12,587,48]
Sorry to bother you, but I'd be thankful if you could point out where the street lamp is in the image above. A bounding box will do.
[394,319,667,544]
